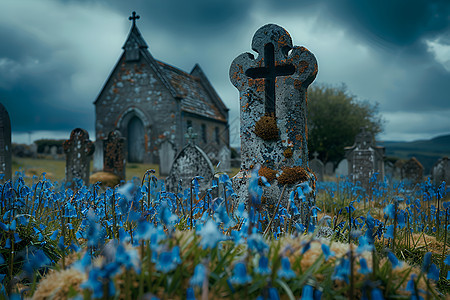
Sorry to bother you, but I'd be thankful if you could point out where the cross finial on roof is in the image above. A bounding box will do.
[185,127,198,145]
[129,11,140,26]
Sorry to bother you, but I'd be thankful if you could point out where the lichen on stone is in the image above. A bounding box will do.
[254,115,278,140]
[283,147,293,158]
[277,166,309,185]
[258,166,277,184]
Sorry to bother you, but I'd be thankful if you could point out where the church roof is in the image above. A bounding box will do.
[156,61,227,123]
[95,12,228,124]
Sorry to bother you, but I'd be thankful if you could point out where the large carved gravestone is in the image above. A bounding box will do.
[166,129,215,192]
[103,130,126,181]
[309,152,324,182]
[218,146,231,173]
[159,140,176,176]
[230,24,318,221]
[0,103,11,182]
[401,157,423,184]
[432,157,450,186]
[63,128,95,186]
[345,128,384,191]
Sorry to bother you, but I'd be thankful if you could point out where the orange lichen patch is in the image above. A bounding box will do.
[258,166,277,184]
[249,78,265,92]
[298,61,309,74]
[255,115,278,140]
[283,147,293,158]
[294,79,303,89]
[277,166,309,185]
[113,88,119,94]
[296,134,302,142]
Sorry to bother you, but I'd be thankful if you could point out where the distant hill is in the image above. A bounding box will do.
[380,134,450,174]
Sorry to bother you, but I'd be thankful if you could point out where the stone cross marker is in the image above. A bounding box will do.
[63,128,95,186]
[309,152,324,182]
[103,130,126,181]
[0,103,11,182]
[230,24,318,223]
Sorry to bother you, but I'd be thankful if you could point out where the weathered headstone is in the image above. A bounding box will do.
[159,140,176,176]
[0,103,11,182]
[63,128,95,186]
[432,157,450,186]
[345,128,385,191]
[401,157,423,184]
[309,152,324,182]
[335,159,349,178]
[50,145,58,159]
[93,140,104,172]
[166,129,214,192]
[218,146,231,172]
[325,161,334,176]
[230,24,318,223]
[103,130,126,181]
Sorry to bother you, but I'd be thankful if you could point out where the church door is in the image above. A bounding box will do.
[127,116,145,163]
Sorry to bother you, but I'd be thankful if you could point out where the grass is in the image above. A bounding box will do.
[11,156,240,183]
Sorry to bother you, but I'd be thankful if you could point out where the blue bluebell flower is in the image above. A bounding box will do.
[357,235,373,253]
[321,243,335,261]
[199,219,223,249]
[187,287,196,300]
[268,287,280,300]
[384,225,394,239]
[24,249,51,274]
[230,262,252,285]
[301,284,314,300]
[332,258,350,283]
[444,254,450,266]
[371,288,384,300]
[155,251,177,273]
[427,263,439,281]
[387,251,401,269]
[248,233,268,254]
[359,257,371,275]
[278,257,296,280]
[190,263,206,287]
[255,256,271,275]
[422,252,432,272]
[383,203,395,219]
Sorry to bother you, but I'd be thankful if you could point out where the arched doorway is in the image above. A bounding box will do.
[127,116,145,163]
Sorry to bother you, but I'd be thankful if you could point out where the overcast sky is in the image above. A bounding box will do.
[1,0,449,146]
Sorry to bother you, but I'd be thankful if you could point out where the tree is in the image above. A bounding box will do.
[307,84,384,163]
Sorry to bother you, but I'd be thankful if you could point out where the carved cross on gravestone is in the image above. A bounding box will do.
[230,24,318,225]
[63,128,95,186]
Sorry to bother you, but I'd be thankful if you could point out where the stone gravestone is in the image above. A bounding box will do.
[50,145,58,159]
[401,157,423,184]
[345,128,385,191]
[230,24,318,224]
[218,146,231,173]
[166,128,215,192]
[0,103,11,182]
[63,128,95,186]
[335,159,349,178]
[309,152,324,182]
[103,130,126,181]
[325,161,334,176]
[159,140,176,176]
[432,157,450,187]
[93,140,104,172]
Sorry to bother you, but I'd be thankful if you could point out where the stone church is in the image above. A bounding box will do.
[94,12,229,167]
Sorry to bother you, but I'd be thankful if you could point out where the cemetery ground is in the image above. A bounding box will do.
[10,155,240,184]
[1,167,450,299]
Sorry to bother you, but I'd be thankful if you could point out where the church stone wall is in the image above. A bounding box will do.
[95,56,180,163]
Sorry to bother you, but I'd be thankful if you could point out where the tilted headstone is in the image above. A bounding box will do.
[218,146,231,173]
[432,157,450,186]
[0,103,12,182]
[335,159,349,178]
[345,128,385,191]
[401,157,423,184]
[325,161,334,176]
[166,140,215,193]
[309,152,324,182]
[229,24,318,224]
[50,145,58,159]
[63,128,95,186]
[159,140,176,176]
[103,130,126,181]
